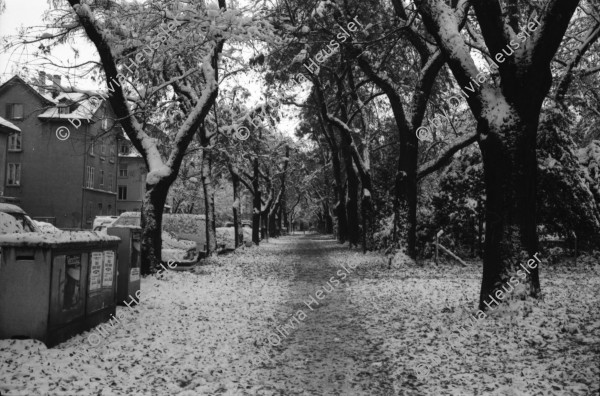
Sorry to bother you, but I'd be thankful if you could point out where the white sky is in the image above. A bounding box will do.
[0,0,99,88]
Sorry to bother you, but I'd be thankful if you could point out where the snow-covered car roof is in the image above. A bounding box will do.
[0,203,27,215]
[33,220,60,233]
[111,212,141,228]
[162,231,196,251]
[93,216,119,228]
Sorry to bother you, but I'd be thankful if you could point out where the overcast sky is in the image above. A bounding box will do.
[0,0,100,89]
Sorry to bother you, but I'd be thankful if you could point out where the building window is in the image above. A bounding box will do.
[108,204,112,214]
[7,163,21,186]
[100,170,104,186]
[98,203,103,215]
[120,143,129,155]
[119,163,128,177]
[110,146,115,156]
[102,118,108,130]
[101,142,106,156]
[86,166,95,188]
[6,104,24,120]
[108,173,113,192]
[58,106,70,115]
[8,133,21,151]
[118,186,127,200]
[90,142,95,156]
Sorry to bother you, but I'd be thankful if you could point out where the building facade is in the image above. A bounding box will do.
[116,139,146,214]
[0,116,21,198]
[0,75,120,228]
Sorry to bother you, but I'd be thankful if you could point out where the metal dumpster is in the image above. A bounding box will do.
[0,231,120,347]
[106,226,141,306]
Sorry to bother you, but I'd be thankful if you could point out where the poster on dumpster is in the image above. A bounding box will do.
[102,251,115,287]
[64,254,82,308]
[89,252,103,291]
[130,267,140,282]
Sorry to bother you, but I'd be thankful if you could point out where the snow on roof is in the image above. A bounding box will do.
[119,151,143,158]
[0,231,120,248]
[37,92,104,121]
[0,116,21,133]
[40,92,58,104]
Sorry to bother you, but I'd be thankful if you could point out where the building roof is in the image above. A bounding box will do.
[0,75,56,106]
[38,92,103,121]
[0,75,110,122]
[0,116,21,134]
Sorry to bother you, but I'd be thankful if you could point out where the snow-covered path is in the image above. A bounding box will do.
[242,234,395,395]
[1,234,599,395]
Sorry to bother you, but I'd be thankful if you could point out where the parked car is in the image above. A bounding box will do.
[162,214,207,257]
[224,220,252,229]
[216,226,253,250]
[0,204,40,234]
[32,220,60,233]
[162,231,198,265]
[216,227,235,250]
[111,212,200,265]
[92,216,118,233]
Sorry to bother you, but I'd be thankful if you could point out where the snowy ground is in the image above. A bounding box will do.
[1,234,599,395]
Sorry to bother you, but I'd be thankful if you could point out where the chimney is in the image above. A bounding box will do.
[38,71,46,95]
[50,74,61,98]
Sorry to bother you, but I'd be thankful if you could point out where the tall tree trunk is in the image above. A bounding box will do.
[252,158,261,245]
[478,114,541,310]
[395,141,418,257]
[333,151,348,243]
[279,188,286,235]
[268,208,278,237]
[229,164,243,247]
[343,145,360,247]
[324,201,334,233]
[262,208,269,242]
[140,180,170,274]
[201,146,217,256]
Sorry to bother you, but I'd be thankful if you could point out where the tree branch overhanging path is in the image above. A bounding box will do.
[62,0,279,272]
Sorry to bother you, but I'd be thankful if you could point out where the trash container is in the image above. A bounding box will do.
[107,226,141,306]
[0,231,120,347]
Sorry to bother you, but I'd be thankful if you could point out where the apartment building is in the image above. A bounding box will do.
[116,139,146,214]
[0,74,120,228]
